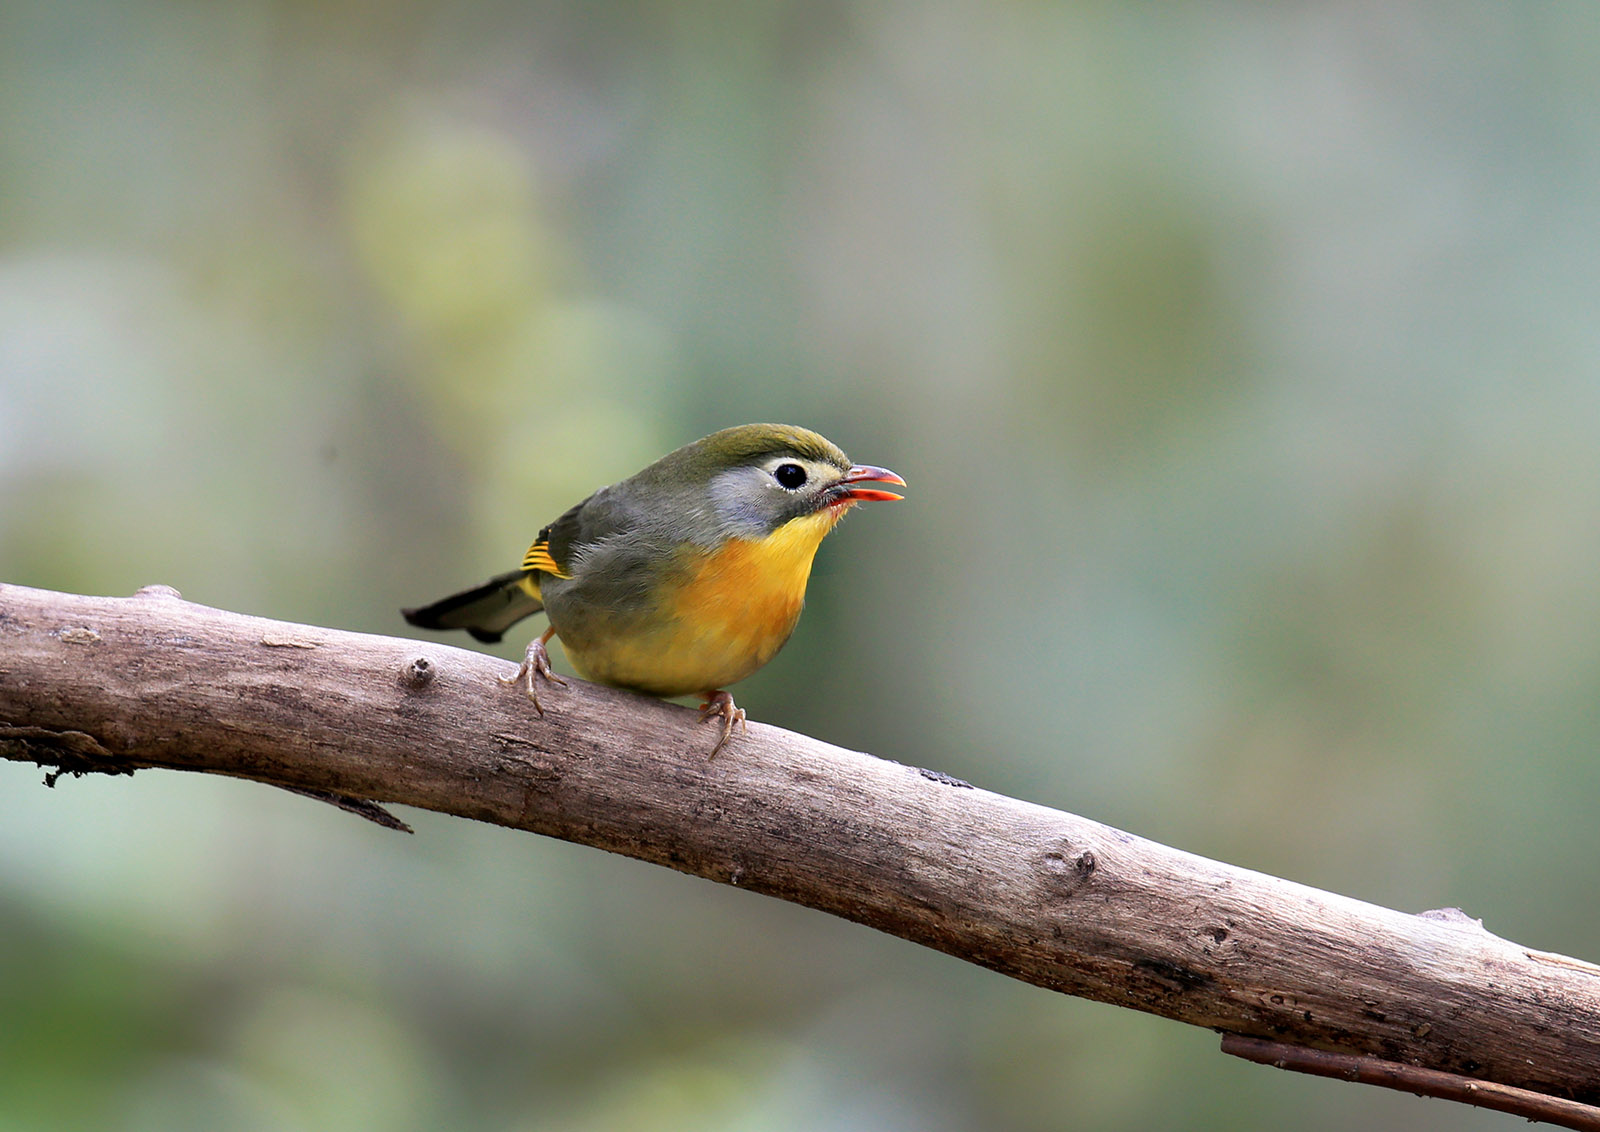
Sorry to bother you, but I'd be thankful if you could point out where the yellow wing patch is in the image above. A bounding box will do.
[521,539,571,578]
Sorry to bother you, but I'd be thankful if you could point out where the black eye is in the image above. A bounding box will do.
[774,462,808,490]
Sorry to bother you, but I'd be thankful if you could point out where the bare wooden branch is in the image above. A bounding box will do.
[4,582,1600,1119]
[1221,1035,1600,1131]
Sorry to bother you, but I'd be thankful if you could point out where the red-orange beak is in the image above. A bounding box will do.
[835,464,906,503]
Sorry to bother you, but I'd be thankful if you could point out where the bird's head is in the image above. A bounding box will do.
[648,423,905,542]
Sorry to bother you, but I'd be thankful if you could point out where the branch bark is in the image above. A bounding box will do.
[4,582,1600,1125]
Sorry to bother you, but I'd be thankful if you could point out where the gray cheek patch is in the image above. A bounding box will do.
[708,466,780,539]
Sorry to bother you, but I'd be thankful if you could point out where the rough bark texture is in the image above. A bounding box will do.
[4,583,1600,1115]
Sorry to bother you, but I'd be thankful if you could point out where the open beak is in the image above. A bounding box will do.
[836,464,906,503]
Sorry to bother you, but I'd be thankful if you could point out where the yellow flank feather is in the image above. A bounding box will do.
[522,540,570,578]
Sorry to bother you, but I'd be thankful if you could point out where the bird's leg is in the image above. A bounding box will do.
[500,626,567,716]
[698,690,747,758]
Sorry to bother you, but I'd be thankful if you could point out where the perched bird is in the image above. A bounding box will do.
[402,423,905,754]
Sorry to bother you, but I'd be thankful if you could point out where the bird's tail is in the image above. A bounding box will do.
[402,570,543,644]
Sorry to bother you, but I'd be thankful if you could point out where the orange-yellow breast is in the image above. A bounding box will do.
[561,507,845,696]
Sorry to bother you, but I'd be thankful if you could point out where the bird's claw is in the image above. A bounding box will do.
[698,690,747,758]
[500,636,567,716]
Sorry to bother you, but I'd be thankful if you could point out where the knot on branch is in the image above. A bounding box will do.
[0,724,134,786]
[401,655,437,689]
[1038,842,1097,898]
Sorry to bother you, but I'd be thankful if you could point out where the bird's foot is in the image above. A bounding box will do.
[698,690,747,758]
[500,633,567,716]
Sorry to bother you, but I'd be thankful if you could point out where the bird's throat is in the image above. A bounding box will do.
[649,507,845,689]
[687,507,842,620]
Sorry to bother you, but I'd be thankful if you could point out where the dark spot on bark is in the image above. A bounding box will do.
[6,727,133,786]
[917,767,972,788]
[1209,926,1228,943]
[43,753,137,786]
[1132,958,1213,994]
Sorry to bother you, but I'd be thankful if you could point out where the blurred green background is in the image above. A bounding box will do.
[4,2,1599,1129]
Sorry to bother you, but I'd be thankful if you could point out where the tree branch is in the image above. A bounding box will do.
[1221,1035,1600,1132]
[5,582,1600,1124]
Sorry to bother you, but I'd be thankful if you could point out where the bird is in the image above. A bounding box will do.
[402,423,905,754]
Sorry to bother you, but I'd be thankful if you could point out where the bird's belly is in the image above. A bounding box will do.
[569,614,795,697]
[559,532,819,697]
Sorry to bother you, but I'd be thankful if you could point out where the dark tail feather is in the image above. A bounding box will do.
[402,570,543,644]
